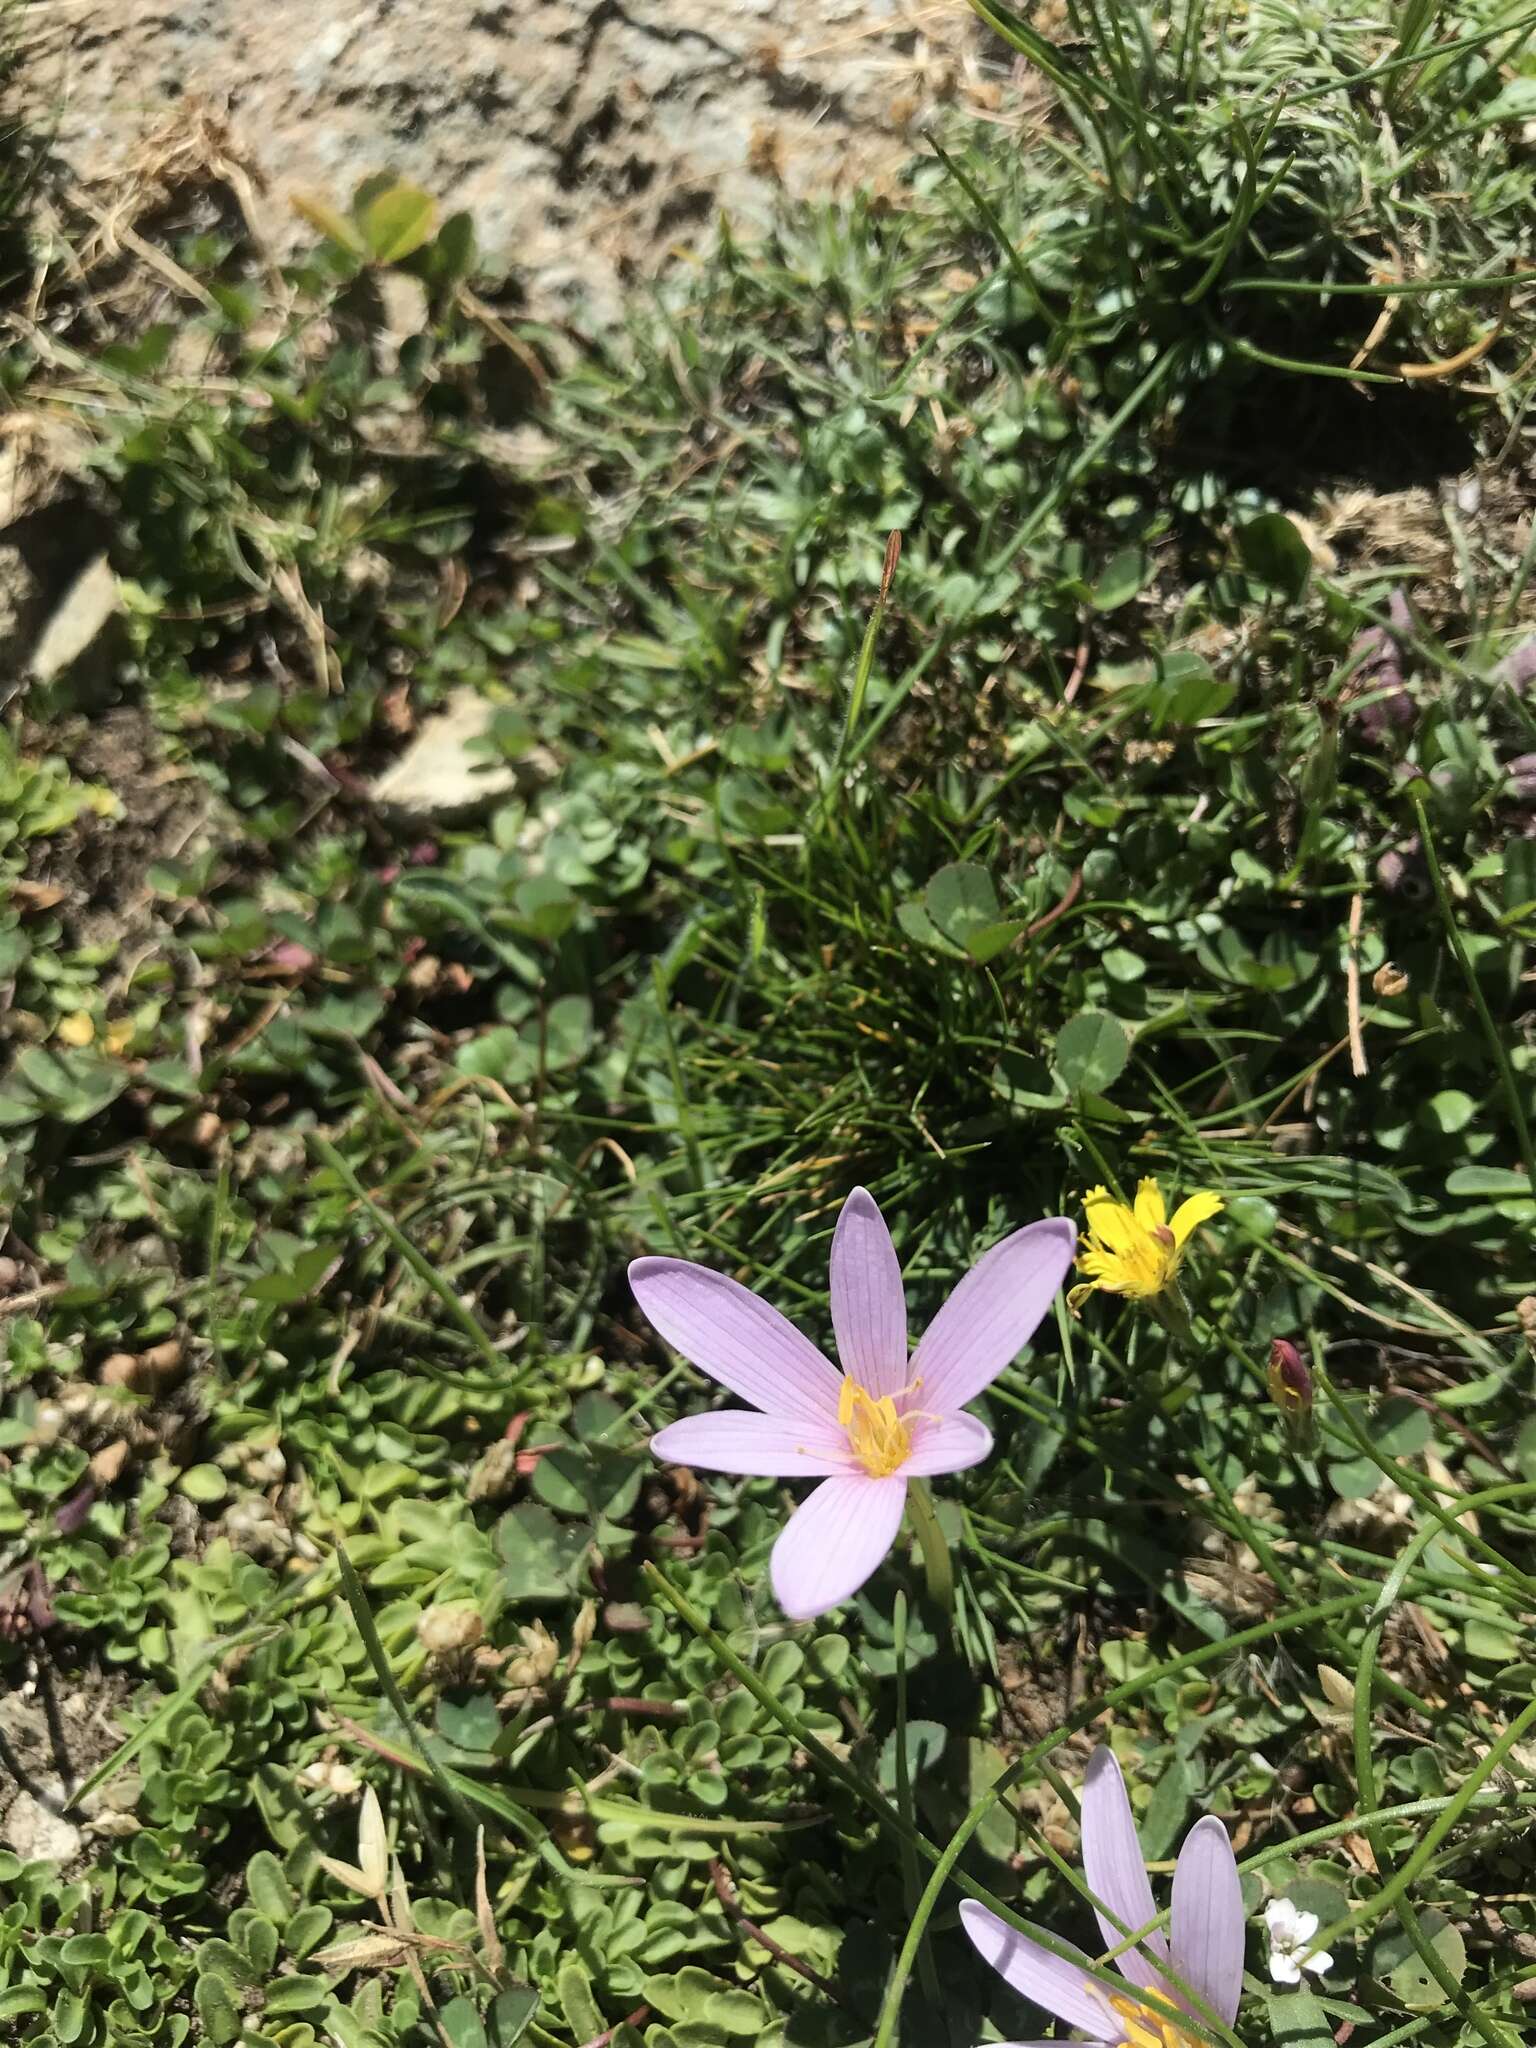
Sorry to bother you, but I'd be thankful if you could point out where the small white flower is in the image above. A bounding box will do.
[1265,1897,1334,1984]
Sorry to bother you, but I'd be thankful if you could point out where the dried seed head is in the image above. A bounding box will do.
[317,1785,389,1899]
[502,1621,560,1692]
[466,1438,520,1504]
[417,1603,484,1657]
[569,1598,598,1664]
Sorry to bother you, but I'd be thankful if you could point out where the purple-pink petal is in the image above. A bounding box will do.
[829,1187,909,1397]
[1170,1815,1245,2026]
[630,1257,843,1421]
[650,1411,854,1478]
[769,1473,907,1619]
[1082,1748,1172,1993]
[900,1412,992,1476]
[960,1902,1119,2039]
[909,1218,1076,1412]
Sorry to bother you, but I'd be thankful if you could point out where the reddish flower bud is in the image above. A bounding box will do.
[1267,1339,1312,1421]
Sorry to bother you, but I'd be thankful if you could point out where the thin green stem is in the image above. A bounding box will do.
[848,347,1182,766]
[892,1592,941,2006]
[648,962,708,1196]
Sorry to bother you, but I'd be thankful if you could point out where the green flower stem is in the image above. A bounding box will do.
[1413,790,1536,1196]
[1151,1289,1195,1346]
[892,1593,941,2007]
[1363,2023,1441,2048]
[1243,1789,1534,1870]
[906,1479,954,1613]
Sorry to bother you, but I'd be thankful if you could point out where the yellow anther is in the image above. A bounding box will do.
[1106,1994,1196,2048]
[837,1378,913,1479]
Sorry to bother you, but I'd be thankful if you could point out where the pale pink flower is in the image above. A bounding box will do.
[633,1188,1075,1620]
[963,1748,1245,2048]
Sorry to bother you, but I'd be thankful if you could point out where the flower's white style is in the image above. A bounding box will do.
[1264,1898,1332,1985]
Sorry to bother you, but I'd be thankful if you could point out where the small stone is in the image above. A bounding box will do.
[29,1402,65,1446]
[89,1440,130,1486]
[369,688,519,816]
[61,1385,117,1430]
[100,1352,140,1389]
[101,1340,184,1393]
[139,1339,185,1386]
[1,1788,82,1863]
[225,1497,292,1558]
[245,1444,287,1487]
[29,552,118,684]
[82,1771,140,1816]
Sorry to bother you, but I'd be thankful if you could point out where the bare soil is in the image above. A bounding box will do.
[29,0,1003,322]
[0,1657,133,1873]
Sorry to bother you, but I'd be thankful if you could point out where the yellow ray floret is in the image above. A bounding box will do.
[1068,1176,1222,1310]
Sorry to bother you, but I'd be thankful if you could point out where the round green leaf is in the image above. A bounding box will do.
[177,1463,229,1505]
[1054,1010,1130,1095]
[1091,544,1150,611]
[1370,1909,1466,2010]
[1237,511,1313,598]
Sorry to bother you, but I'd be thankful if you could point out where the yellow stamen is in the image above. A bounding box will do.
[1107,1993,1198,2048]
[837,1378,913,1479]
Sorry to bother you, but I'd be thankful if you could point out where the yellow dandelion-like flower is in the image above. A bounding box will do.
[1067,1176,1222,1311]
